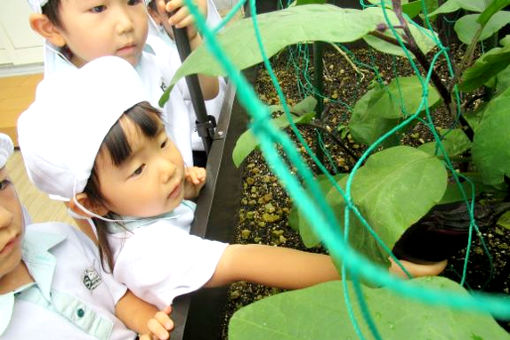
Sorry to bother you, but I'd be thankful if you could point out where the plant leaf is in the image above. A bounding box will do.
[454,11,510,44]
[428,0,487,17]
[362,7,438,57]
[472,105,510,186]
[349,76,440,145]
[296,0,326,5]
[229,278,510,340]
[477,0,510,26]
[326,146,447,260]
[438,181,474,204]
[232,112,315,167]
[418,128,471,158]
[162,4,383,102]
[497,210,510,230]
[461,42,510,91]
[289,96,318,116]
[288,174,347,247]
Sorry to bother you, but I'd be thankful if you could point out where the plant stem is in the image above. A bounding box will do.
[305,121,360,163]
[313,41,325,163]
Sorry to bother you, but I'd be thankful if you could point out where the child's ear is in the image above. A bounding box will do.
[29,13,66,47]
[69,193,110,218]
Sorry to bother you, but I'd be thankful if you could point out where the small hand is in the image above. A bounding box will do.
[184,166,206,199]
[139,306,174,340]
[164,0,207,28]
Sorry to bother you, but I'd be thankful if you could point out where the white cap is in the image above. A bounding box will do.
[0,133,14,169]
[18,56,148,200]
[27,0,151,12]
[27,0,47,13]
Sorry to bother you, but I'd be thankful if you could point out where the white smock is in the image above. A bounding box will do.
[106,201,228,310]
[0,222,135,340]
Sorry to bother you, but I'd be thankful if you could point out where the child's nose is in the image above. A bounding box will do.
[160,159,176,183]
[115,7,135,34]
[0,206,13,231]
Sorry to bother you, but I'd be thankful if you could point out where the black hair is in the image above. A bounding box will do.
[42,0,62,27]
[148,0,158,11]
[83,101,163,271]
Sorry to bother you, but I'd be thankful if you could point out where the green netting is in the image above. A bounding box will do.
[182,0,510,338]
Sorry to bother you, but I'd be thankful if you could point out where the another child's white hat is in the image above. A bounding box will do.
[27,0,150,12]
[0,133,14,169]
[18,56,148,200]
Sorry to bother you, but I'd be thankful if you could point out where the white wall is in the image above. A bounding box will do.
[0,0,44,74]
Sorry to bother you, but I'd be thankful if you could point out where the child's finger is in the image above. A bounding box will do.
[169,8,193,28]
[147,318,171,339]
[155,311,174,330]
[165,0,183,13]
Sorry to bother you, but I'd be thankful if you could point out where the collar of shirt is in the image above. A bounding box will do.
[0,230,66,335]
[106,200,196,234]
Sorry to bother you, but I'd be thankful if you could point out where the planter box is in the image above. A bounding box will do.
[168,73,249,340]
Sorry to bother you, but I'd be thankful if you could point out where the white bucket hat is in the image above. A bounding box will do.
[18,56,149,200]
[0,133,14,169]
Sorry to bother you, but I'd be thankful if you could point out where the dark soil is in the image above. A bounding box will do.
[220,43,510,338]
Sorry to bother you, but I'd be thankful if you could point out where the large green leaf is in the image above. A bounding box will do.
[418,128,471,158]
[438,180,474,204]
[165,5,381,91]
[288,174,347,248]
[349,76,440,145]
[428,0,487,17]
[454,11,510,44]
[349,84,400,146]
[232,112,315,167]
[229,277,510,340]
[362,7,438,57]
[472,106,510,186]
[469,84,510,130]
[477,0,510,26]
[326,146,447,258]
[162,5,438,104]
[461,42,510,91]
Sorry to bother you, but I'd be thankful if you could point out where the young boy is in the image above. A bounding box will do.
[27,0,220,166]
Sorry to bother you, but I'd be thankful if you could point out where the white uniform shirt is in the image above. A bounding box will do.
[0,223,135,340]
[106,201,228,310]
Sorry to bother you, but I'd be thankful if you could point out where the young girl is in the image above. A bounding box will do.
[0,132,172,339]
[18,56,342,312]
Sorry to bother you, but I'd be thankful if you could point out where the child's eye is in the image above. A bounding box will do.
[0,179,11,191]
[160,138,168,149]
[131,164,145,177]
[127,0,142,5]
[90,5,106,13]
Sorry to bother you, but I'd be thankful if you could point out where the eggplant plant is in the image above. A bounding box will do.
[165,0,510,338]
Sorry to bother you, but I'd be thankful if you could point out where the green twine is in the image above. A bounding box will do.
[182,0,510,333]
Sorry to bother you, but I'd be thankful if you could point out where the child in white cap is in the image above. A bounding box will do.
[0,132,173,339]
[18,56,342,313]
[27,0,222,167]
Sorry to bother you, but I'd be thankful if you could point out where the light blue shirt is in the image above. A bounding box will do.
[0,223,135,340]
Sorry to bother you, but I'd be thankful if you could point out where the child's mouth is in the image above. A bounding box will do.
[167,183,182,200]
[0,234,19,255]
[117,44,136,56]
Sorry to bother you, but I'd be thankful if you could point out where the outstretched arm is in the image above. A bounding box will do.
[205,244,341,289]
